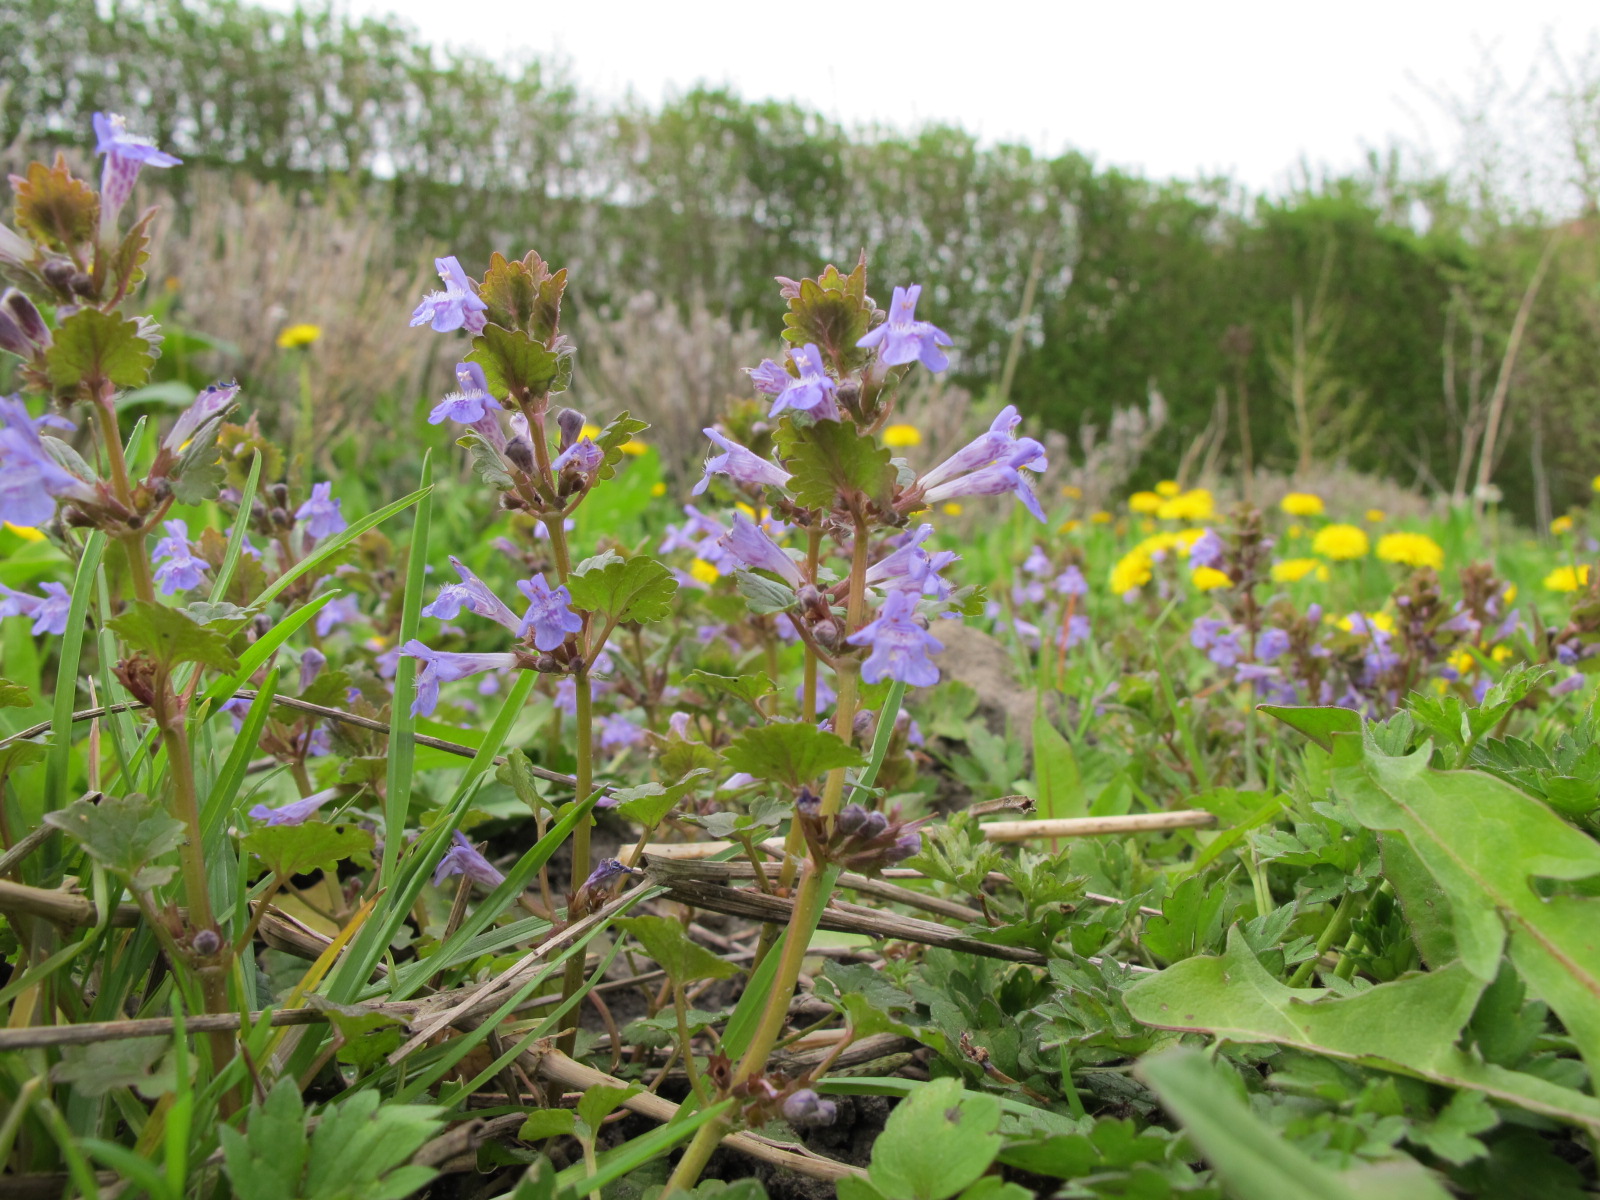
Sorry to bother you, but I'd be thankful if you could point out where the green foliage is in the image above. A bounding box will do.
[614,916,738,985]
[10,153,97,250]
[775,415,896,512]
[720,721,864,789]
[466,325,570,403]
[218,1079,445,1200]
[242,820,373,878]
[567,552,677,624]
[0,677,31,707]
[781,258,875,375]
[107,599,240,672]
[53,1037,180,1099]
[45,308,154,393]
[610,768,711,827]
[856,1077,1003,1200]
[43,791,185,890]
[592,411,649,480]
[682,669,775,713]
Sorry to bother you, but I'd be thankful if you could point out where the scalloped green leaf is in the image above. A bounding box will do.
[45,307,154,392]
[108,600,239,673]
[721,722,863,789]
[567,553,676,625]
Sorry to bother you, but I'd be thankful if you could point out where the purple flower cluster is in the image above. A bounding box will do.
[410,256,488,336]
[93,112,180,229]
[847,589,944,687]
[918,405,1048,522]
[295,482,347,541]
[0,396,94,528]
[693,430,792,497]
[0,581,72,635]
[152,519,209,596]
[856,285,953,372]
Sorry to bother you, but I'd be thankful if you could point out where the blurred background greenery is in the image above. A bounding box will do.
[4,0,1597,523]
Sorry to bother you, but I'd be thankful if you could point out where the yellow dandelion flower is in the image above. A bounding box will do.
[1058,519,1080,533]
[689,559,721,586]
[1312,523,1369,561]
[1280,492,1325,517]
[1544,565,1590,592]
[1365,508,1386,523]
[620,441,647,456]
[1090,510,1113,524]
[1059,484,1083,499]
[650,482,667,497]
[1192,567,1232,591]
[1156,489,1214,522]
[1592,474,1600,494]
[1491,645,1513,663]
[1338,611,1396,634]
[1129,491,1162,514]
[3,523,44,542]
[1271,558,1326,583]
[581,423,602,441]
[1376,532,1445,570]
[1447,649,1476,676]
[1287,524,1304,539]
[1155,480,1181,498]
[734,502,758,519]
[1110,550,1153,595]
[882,424,921,448]
[1503,585,1517,604]
[276,323,322,349]
[1551,515,1575,535]
[365,635,390,650]
[941,502,964,516]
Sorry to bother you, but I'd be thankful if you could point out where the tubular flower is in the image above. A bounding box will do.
[294,482,347,540]
[152,519,209,595]
[766,343,839,421]
[692,429,792,496]
[718,512,802,587]
[422,556,525,634]
[163,381,239,454]
[429,362,502,425]
[515,573,584,651]
[0,581,73,635]
[855,284,952,371]
[846,589,944,687]
[0,397,94,527]
[93,112,181,227]
[1280,492,1325,517]
[410,255,488,335]
[433,831,505,888]
[400,640,518,717]
[918,405,1047,522]
[1376,532,1445,570]
[248,788,338,827]
[1312,523,1369,561]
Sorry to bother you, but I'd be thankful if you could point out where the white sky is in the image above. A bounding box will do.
[313,0,1597,192]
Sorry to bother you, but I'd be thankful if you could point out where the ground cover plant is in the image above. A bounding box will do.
[4,114,1600,1200]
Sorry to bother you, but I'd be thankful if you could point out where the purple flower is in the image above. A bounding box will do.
[1190,618,1241,669]
[781,1089,838,1127]
[295,482,346,540]
[516,572,584,651]
[315,595,362,637]
[581,858,641,893]
[855,284,952,372]
[796,675,838,716]
[1188,529,1226,571]
[766,344,839,421]
[0,581,72,635]
[433,830,505,888]
[1256,628,1291,660]
[692,429,792,497]
[1023,546,1052,576]
[1551,674,1586,697]
[747,359,790,395]
[152,519,209,596]
[0,396,94,527]
[162,381,238,453]
[401,639,519,717]
[719,512,801,587]
[553,677,579,716]
[923,454,1047,523]
[919,406,1046,491]
[846,590,944,687]
[299,647,327,692]
[0,223,29,268]
[429,361,502,425]
[1055,566,1088,597]
[93,112,180,228]
[596,712,644,751]
[410,256,488,335]
[423,556,524,634]
[1058,613,1091,650]
[218,695,251,733]
[248,788,337,826]
[552,437,604,476]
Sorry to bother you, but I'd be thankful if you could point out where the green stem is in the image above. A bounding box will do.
[674,979,709,1105]
[1288,889,1358,987]
[556,671,594,1057]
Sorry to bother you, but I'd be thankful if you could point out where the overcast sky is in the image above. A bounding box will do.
[304,0,1595,192]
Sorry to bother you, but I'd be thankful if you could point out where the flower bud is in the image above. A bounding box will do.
[835,805,869,837]
[856,812,889,841]
[0,310,30,357]
[69,271,95,297]
[885,831,922,862]
[853,710,875,740]
[1,289,50,347]
[796,583,823,613]
[269,506,290,528]
[42,259,76,290]
[781,1089,837,1127]
[505,436,536,474]
[270,482,289,507]
[812,618,839,650]
[556,407,585,450]
[796,787,822,818]
[191,928,222,957]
